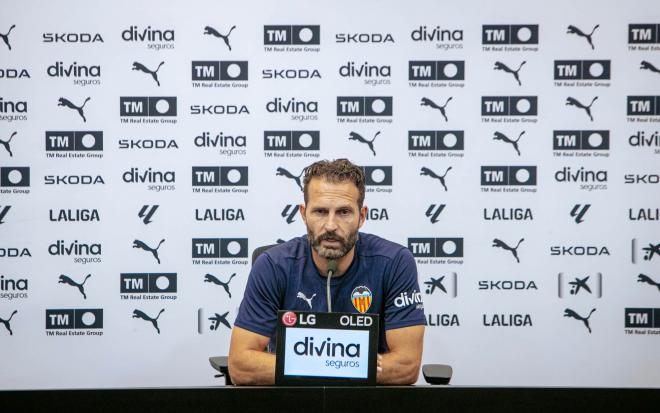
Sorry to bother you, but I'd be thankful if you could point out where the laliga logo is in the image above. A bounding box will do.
[394,290,423,308]
[282,311,297,326]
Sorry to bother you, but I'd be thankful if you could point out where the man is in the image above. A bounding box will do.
[229,159,425,385]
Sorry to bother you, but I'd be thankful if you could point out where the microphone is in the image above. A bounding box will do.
[326,260,337,312]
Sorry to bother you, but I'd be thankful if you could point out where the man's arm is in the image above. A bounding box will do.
[228,326,275,385]
[378,325,424,385]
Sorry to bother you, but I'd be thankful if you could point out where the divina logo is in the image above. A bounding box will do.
[122,168,175,192]
[190,104,249,115]
[394,290,423,309]
[196,132,246,149]
[48,240,102,264]
[554,166,608,191]
[196,208,245,222]
[262,68,321,80]
[484,208,533,221]
[340,61,390,86]
[42,32,103,43]
[1,25,16,50]
[122,26,174,50]
[0,68,30,79]
[335,32,394,43]
[45,131,103,158]
[293,337,360,358]
[47,61,101,86]
[0,97,28,122]
[629,130,660,151]
[0,276,28,299]
[266,98,317,122]
[411,26,463,50]
[44,175,104,185]
[49,209,100,222]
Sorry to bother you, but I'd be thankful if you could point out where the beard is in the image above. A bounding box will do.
[308,227,359,260]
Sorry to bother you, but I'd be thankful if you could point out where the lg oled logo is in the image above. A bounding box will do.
[45,131,103,158]
[192,61,248,84]
[192,166,248,193]
[482,96,538,117]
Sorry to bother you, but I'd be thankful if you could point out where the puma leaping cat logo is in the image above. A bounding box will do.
[0,24,16,50]
[494,61,526,86]
[133,239,165,264]
[493,131,525,156]
[348,131,380,156]
[132,309,165,334]
[638,274,660,291]
[0,310,17,335]
[0,131,17,157]
[640,61,660,74]
[132,61,164,86]
[58,274,92,299]
[420,166,452,191]
[204,25,236,51]
[58,97,91,122]
[566,96,598,121]
[421,97,452,121]
[567,24,599,50]
[276,167,304,191]
[564,308,596,333]
[204,273,236,298]
[492,238,524,263]
[297,292,316,309]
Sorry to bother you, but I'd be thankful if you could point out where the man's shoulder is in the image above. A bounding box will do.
[261,236,309,263]
[358,232,409,259]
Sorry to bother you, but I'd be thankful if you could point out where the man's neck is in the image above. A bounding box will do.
[311,247,356,277]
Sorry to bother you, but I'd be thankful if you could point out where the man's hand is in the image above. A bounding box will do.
[377,325,424,385]
[228,326,275,385]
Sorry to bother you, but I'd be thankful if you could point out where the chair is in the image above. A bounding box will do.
[209,244,454,385]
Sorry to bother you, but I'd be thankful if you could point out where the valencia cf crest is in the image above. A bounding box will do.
[351,286,372,314]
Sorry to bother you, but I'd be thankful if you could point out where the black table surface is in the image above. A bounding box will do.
[2,386,659,413]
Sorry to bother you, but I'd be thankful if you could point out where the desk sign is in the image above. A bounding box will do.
[275,311,379,386]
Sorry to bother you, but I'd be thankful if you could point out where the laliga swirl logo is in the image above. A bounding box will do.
[282,311,297,326]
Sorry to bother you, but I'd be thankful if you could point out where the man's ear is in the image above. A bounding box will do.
[358,206,367,228]
[299,203,307,225]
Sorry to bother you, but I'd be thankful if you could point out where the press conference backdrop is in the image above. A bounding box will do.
[1,0,659,389]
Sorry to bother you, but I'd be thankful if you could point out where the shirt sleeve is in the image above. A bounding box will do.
[383,247,426,330]
[234,252,283,338]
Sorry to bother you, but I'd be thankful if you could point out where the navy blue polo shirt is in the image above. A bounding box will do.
[234,232,425,353]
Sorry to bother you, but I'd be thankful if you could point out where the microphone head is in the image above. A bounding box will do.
[327,260,338,275]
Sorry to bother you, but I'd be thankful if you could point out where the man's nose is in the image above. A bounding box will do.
[323,213,338,231]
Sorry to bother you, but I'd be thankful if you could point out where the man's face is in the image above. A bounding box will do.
[300,178,366,260]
